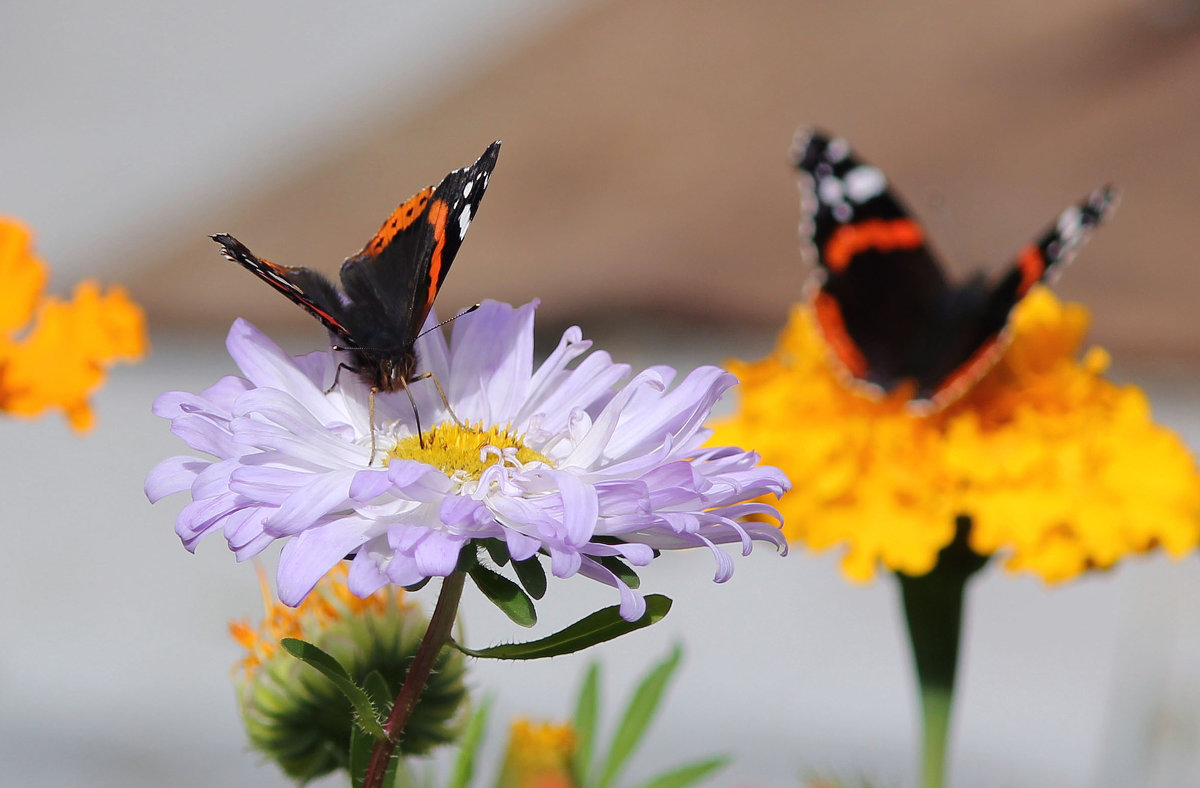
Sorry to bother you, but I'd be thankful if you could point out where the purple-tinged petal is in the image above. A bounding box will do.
[199,374,255,410]
[605,366,735,461]
[350,469,392,501]
[226,319,345,425]
[520,351,630,435]
[145,456,205,502]
[577,557,646,621]
[503,529,541,561]
[265,469,359,536]
[276,516,376,605]
[547,544,583,578]
[560,369,667,469]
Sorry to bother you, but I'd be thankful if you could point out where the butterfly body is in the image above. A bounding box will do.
[213,141,500,394]
[791,128,1116,410]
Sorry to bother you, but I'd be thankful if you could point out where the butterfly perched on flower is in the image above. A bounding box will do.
[213,141,500,395]
[791,128,1116,411]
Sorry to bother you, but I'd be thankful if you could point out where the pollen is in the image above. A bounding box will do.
[389,422,549,478]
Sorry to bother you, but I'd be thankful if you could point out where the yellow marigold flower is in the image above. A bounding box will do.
[710,287,1200,582]
[0,217,147,430]
[495,718,577,788]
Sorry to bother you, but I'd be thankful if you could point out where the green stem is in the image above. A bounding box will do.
[363,570,467,788]
[896,517,987,788]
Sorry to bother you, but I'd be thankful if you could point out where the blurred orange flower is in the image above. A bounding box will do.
[0,217,146,430]
[496,718,577,788]
[711,287,1200,582]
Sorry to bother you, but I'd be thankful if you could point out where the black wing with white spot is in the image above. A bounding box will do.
[211,232,354,343]
[336,140,500,352]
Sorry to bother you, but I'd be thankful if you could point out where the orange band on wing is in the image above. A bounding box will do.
[1015,244,1046,296]
[424,198,450,305]
[932,338,1004,403]
[813,292,868,377]
[367,187,434,255]
[824,218,924,272]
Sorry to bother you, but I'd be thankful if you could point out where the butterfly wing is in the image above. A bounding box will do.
[913,185,1119,408]
[992,185,1118,305]
[336,141,501,352]
[212,233,354,343]
[791,128,951,395]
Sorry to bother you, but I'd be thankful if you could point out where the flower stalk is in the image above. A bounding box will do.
[363,569,467,788]
[896,518,987,788]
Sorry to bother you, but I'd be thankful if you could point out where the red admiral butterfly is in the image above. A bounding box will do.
[213,141,500,396]
[791,128,1116,411]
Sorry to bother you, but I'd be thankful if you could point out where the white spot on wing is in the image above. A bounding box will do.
[463,181,473,198]
[1057,206,1082,237]
[827,138,850,163]
[457,205,473,239]
[818,177,844,205]
[844,166,887,203]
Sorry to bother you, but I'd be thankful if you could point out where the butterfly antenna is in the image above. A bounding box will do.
[417,304,481,339]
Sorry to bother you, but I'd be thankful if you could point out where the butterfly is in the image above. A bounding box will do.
[213,141,500,397]
[790,128,1116,411]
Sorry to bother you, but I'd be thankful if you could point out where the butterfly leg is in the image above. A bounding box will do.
[407,371,465,428]
[324,362,357,395]
[397,376,427,450]
[367,388,380,465]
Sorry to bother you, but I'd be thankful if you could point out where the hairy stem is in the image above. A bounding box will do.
[362,570,467,788]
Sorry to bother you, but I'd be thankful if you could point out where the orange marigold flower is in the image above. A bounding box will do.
[710,287,1200,582]
[0,217,147,430]
[229,562,398,677]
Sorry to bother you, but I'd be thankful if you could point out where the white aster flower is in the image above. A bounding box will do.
[147,300,788,620]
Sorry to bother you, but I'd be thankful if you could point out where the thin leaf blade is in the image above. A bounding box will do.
[631,757,729,788]
[452,595,672,660]
[572,663,601,788]
[595,645,683,788]
[448,698,493,788]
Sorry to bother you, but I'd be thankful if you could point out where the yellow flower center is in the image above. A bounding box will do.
[389,422,549,479]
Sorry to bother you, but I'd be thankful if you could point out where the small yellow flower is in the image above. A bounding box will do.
[711,287,1200,582]
[495,718,577,788]
[0,218,147,430]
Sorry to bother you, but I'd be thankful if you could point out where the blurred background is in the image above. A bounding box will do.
[3,1,1200,786]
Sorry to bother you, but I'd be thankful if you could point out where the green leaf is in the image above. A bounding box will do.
[595,556,640,589]
[512,554,548,599]
[631,757,729,788]
[571,663,601,788]
[468,561,537,627]
[280,638,388,740]
[448,698,493,788]
[452,595,672,660]
[351,671,397,787]
[595,645,683,788]
[349,723,374,788]
[480,538,511,566]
